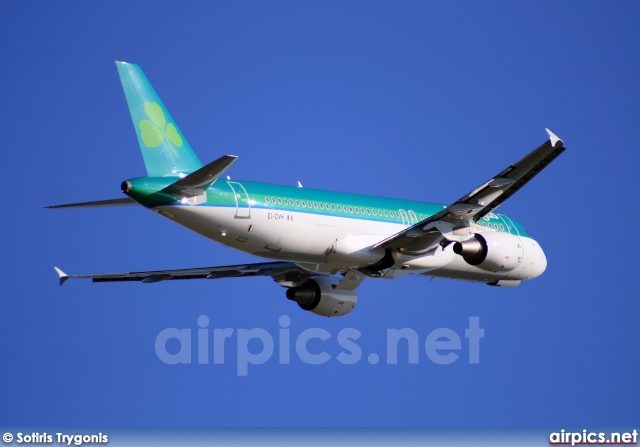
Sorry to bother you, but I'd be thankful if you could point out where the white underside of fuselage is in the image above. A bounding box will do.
[150,203,547,284]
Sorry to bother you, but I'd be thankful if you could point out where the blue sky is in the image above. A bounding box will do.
[1,1,638,428]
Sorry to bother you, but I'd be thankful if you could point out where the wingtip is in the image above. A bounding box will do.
[54,267,69,286]
[545,128,564,148]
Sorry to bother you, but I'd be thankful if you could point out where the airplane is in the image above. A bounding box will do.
[49,61,565,317]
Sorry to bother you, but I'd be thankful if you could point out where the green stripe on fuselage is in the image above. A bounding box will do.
[126,177,530,237]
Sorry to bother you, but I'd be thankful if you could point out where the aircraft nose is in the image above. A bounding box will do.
[529,239,547,279]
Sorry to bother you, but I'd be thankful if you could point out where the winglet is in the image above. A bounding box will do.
[54,267,69,285]
[545,128,563,148]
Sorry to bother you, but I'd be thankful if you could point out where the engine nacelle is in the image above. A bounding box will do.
[453,232,523,273]
[285,277,358,317]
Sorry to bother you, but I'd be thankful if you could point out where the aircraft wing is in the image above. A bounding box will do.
[54,262,312,285]
[373,129,565,255]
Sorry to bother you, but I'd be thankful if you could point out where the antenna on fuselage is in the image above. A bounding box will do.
[297,181,303,188]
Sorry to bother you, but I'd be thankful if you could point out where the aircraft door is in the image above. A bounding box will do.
[227,181,251,218]
[399,209,409,226]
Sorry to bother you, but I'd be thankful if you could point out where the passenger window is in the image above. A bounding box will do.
[277,198,282,205]
[313,203,318,209]
[295,200,300,207]
[331,204,336,211]
[265,197,270,204]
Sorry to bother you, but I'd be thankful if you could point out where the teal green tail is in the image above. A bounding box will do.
[116,61,203,177]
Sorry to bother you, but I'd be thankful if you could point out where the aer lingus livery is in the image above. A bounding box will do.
[50,61,565,317]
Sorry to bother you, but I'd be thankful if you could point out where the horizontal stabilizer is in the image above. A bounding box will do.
[162,155,238,198]
[44,197,136,209]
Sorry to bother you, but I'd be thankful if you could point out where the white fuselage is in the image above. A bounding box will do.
[152,202,547,284]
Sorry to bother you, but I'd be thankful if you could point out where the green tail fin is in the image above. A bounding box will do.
[116,61,203,177]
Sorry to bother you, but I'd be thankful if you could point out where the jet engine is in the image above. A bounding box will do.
[286,277,358,317]
[453,232,523,273]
